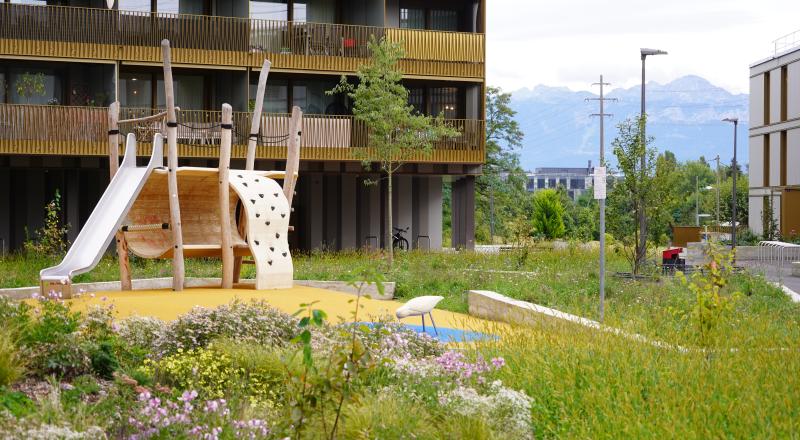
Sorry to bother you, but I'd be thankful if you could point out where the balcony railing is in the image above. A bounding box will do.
[0,3,484,78]
[0,104,484,164]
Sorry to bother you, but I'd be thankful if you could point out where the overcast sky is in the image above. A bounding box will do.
[487,0,800,94]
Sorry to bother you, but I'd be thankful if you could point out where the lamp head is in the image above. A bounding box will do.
[723,117,739,124]
[641,48,668,58]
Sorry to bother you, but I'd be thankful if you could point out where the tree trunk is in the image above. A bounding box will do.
[386,170,394,269]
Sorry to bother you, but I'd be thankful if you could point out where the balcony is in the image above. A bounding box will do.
[0,104,484,164]
[0,3,484,80]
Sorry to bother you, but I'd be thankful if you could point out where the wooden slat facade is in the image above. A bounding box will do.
[0,3,484,79]
[0,104,485,164]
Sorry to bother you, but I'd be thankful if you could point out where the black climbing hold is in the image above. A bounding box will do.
[275,233,280,239]
[281,213,286,218]
[254,240,260,245]
[243,182,248,187]
[282,252,287,257]
[259,193,264,198]
[271,206,275,211]
[273,193,279,197]
[255,179,260,182]
[256,213,261,218]
[268,261,273,266]
[250,199,256,204]
[237,175,243,178]
[269,246,274,251]
[265,221,270,226]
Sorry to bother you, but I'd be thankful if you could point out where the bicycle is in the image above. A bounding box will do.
[392,226,410,251]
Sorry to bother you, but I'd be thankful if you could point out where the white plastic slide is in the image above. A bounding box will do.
[40,133,164,294]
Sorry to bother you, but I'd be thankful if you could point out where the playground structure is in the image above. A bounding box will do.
[40,40,303,297]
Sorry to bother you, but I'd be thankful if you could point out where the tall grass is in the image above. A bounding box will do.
[0,327,25,387]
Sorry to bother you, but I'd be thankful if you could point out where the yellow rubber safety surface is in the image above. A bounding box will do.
[54,285,494,333]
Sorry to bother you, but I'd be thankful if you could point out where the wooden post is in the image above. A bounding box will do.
[162,39,185,291]
[219,104,234,288]
[246,59,271,171]
[107,101,120,178]
[108,102,132,291]
[284,106,303,208]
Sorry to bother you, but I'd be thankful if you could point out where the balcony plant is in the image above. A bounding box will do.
[14,72,46,104]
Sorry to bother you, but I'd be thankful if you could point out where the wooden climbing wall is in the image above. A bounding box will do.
[229,171,293,289]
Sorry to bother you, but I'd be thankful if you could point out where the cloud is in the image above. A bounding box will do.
[486,0,800,94]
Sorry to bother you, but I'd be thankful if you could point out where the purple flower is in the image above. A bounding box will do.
[491,357,506,369]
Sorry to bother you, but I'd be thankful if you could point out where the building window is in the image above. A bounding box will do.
[429,9,458,31]
[537,178,545,189]
[408,88,424,114]
[570,178,585,189]
[156,74,205,110]
[7,67,62,105]
[0,72,6,104]
[293,80,338,114]
[430,87,458,119]
[548,178,556,188]
[559,178,567,188]
[293,0,335,23]
[400,8,425,29]
[119,73,152,108]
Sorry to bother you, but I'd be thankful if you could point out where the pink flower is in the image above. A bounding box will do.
[491,357,506,369]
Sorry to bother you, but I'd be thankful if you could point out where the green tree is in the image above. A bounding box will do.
[15,72,46,104]
[329,37,457,267]
[609,117,673,274]
[475,86,528,244]
[531,189,565,239]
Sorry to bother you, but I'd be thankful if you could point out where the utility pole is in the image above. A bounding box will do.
[587,75,616,323]
[713,155,720,227]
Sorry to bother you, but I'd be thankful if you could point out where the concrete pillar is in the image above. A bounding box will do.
[66,169,80,244]
[358,176,380,249]
[308,174,323,249]
[413,176,443,250]
[340,175,357,249]
[0,166,9,255]
[451,176,475,249]
[749,195,764,236]
[323,175,340,249]
[394,175,413,247]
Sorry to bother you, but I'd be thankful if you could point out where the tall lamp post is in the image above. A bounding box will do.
[638,48,667,267]
[723,117,739,255]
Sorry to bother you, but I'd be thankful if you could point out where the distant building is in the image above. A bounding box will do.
[526,161,594,200]
[748,32,800,237]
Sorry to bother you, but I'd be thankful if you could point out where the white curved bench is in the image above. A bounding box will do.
[396,295,444,334]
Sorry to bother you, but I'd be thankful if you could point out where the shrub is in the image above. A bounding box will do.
[531,189,565,239]
[88,341,119,379]
[116,316,165,351]
[29,333,92,378]
[438,380,533,439]
[123,389,271,440]
[153,301,297,357]
[146,344,241,399]
[23,190,70,257]
[0,387,34,417]
[342,318,445,360]
[0,328,24,387]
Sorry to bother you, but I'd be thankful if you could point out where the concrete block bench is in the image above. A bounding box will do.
[792,262,800,277]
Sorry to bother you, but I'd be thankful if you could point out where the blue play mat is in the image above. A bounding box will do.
[359,322,496,343]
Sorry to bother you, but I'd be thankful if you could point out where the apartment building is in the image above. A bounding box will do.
[748,32,800,238]
[0,0,485,252]
[525,161,594,200]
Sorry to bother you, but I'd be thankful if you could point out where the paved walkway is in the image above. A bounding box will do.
[739,260,800,297]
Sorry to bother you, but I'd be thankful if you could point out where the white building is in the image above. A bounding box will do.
[526,161,594,200]
[749,31,800,238]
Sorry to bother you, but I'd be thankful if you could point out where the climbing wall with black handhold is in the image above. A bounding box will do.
[229,172,293,289]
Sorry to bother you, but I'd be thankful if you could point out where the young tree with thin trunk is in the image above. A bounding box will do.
[329,36,457,268]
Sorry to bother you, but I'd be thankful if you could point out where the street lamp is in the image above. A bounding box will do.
[723,117,739,255]
[695,177,711,226]
[704,185,718,228]
[638,48,667,265]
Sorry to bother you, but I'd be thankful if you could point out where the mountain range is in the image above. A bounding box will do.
[510,75,749,171]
